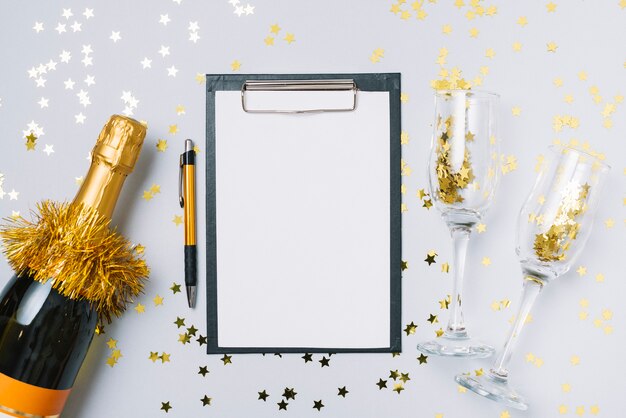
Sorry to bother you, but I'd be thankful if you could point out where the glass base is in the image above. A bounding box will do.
[455,372,528,411]
[417,334,494,358]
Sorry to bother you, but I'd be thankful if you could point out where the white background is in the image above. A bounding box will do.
[0,1,624,417]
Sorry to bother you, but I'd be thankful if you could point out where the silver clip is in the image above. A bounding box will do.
[178,154,184,208]
[241,79,358,114]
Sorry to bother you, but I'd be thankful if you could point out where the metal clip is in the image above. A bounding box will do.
[178,154,185,208]
[241,79,358,114]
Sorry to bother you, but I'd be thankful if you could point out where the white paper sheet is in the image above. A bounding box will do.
[214,90,390,348]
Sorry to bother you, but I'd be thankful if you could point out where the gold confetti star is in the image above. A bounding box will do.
[195,73,205,84]
[172,215,183,226]
[427,314,438,323]
[575,406,585,416]
[441,262,449,273]
[142,191,153,201]
[546,2,557,12]
[95,324,105,335]
[106,357,117,367]
[476,223,486,233]
[442,24,452,34]
[221,354,232,365]
[562,383,571,393]
[284,33,295,44]
[201,395,212,406]
[554,77,563,87]
[481,257,491,266]
[517,16,528,26]
[170,282,182,294]
[153,295,164,306]
[400,92,409,103]
[512,41,522,52]
[270,23,281,34]
[558,405,568,414]
[156,139,168,152]
[469,27,479,38]
[392,383,404,394]
[400,131,410,144]
[604,218,615,228]
[425,251,437,265]
[160,352,171,363]
[161,401,172,413]
[500,411,511,418]
[264,36,274,46]
[106,338,117,349]
[590,405,600,415]
[404,322,418,336]
[150,184,161,195]
[230,60,241,71]
[168,124,179,134]
[547,42,558,52]
[178,333,191,344]
[576,266,587,276]
[570,355,581,365]
[134,303,145,313]
[474,368,484,376]
[458,385,467,393]
[512,106,522,116]
[399,372,410,383]
[110,349,122,360]
[485,48,495,59]
[149,351,160,362]
[595,273,605,283]
[435,328,444,337]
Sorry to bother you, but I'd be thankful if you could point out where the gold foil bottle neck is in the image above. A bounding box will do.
[91,115,147,175]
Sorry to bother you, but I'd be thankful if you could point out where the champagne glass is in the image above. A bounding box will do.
[456,146,610,409]
[417,90,500,358]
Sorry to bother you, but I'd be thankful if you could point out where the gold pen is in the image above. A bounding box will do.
[179,139,197,308]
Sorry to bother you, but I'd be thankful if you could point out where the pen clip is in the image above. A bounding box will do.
[178,154,185,208]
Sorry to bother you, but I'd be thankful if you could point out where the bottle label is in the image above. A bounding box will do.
[0,372,69,417]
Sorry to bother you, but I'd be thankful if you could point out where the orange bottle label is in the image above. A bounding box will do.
[0,372,70,418]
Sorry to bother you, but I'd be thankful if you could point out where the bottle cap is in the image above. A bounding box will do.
[92,115,147,175]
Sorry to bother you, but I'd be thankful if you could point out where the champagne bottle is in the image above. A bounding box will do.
[0,115,148,418]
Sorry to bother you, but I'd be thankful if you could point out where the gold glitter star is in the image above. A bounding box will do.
[576,266,587,276]
[106,338,117,349]
[313,400,324,411]
[590,405,600,414]
[425,251,437,265]
[469,27,479,38]
[575,406,585,416]
[558,405,568,414]
[337,386,349,397]
[400,131,410,144]
[221,354,232,365]
[500,411,511,418]
[178,333,191,344]
[595,273,605,283]
[135,244,145,254]
[376,379,387,389]
[170,282,182,294]
[417,353,428,364]
[547,42,558,52]
[474,368,484,376]
[512,106,522,116]
[435,328,444,337]
[157,139,167,152]
[174,317,186,328]
[476,223,487,233]
[134,303,145,313]
[277,400,288,410]
[172,215,183,226]
[401,260,408,271]
[160,352,171,363]
[604,218,615,228]
[319,356,330,367]
[264,36,274,46]
[201,395,212,406]
[270,24,281,34]
[142,191,153,201]
[404,322,418,336]
[400,92,409,103]
[485,48,495,59]
[517,16,528,26]
[110,349,122,360]
[441,262,450,273]
[284,33,295,44]
[106,357,117,367]
[161,401,172,413]
[389,369,400,381]
[153,295,164,306]
[150,184,160,194]
[570,355,581,365]
[95,324,105,335]
[546,2,557,12]
[195,73,205,84]
[149,351,160,362]
[399,372,410,383]
[168,124,178,134]
[423,199,433,209]
[481,257,491,266]
[258,390,269,401]
[427,314,438,323]
[562,383,571,392]
[392,383,404,394]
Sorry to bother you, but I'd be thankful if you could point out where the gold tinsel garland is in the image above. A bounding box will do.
[0,201,149,323]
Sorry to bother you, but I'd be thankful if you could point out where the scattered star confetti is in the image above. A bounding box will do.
[221,354,232,365]
[313,400,324,411]
[160,401,172,413]
[172,215,183,226]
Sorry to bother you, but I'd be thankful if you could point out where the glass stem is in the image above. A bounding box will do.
[445,227,471,338]
[489,277,543,380]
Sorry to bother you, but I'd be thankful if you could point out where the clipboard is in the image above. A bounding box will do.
[205,73,401,353]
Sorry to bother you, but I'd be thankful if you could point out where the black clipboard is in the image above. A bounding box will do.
[206,73,402,354]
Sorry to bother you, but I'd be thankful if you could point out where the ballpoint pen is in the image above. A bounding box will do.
[179,139,197,308]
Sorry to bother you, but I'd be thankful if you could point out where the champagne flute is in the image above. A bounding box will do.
[455,146,610,409]
[417,90,500,358]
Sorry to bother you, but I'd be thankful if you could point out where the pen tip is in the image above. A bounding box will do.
[186,285,196,308]
[185,139,193,152]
